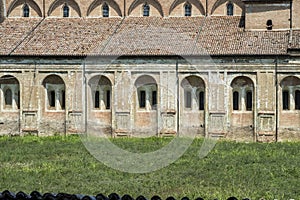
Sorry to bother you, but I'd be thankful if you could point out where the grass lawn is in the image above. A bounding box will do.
[0,135,299,199]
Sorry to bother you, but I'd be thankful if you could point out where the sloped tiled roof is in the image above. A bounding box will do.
[99,17,206,56]
[289,30,300,49]
[0,16,294,56]
[0,18,41,55]
[197,16,289,55]
[12,18,122,56]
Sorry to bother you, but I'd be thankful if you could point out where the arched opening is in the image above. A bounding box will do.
[279,76,300,138]
[180,75,205,136]
[230,76,254,141]
[88,75,112,110]
[0,75,20,110]
[135,75,157,110]
[133,75,158,135]
[41,75,66,134]
[42,75,65,110]
[280,76,300,111]
[0,75,20,135]
[231,76,254,111]
[87,75,112,136]
[181,75,205,110]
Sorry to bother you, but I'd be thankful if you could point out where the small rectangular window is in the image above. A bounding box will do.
[106,90,111,109]
[143,4,150,16]
[233,91,239,110]
[246,91,252,111]
[199,91,204,110]
[295,90,300,110]
[49,90,55,107]
[152,91,157,106]
[17,90,20,109]
[61,90,65,109]
[185,90,192,108]
[139,90,146,108]
[95,91,100,108]
[185,4,191,17]
[4,89,12,106]
[283,91,289,110]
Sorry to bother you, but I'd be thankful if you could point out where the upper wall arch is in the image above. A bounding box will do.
[169,0,205,16]
[87,0,122,16]
[48,0,81,17]
[280,76,300,87]
[0,75,20,84]
[230,76,254,88]
[181,75,206,89]
[210,0,244,15]
[88,75,113,86]
[42,74,65,86]
[128,0,164,17]
[134,74,157,88]
[7,0,42,17]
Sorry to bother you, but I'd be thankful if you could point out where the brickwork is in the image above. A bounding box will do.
[292,0,300,29]
[245,3,290,30]
[4,0,248,17]
[2,0,300,31]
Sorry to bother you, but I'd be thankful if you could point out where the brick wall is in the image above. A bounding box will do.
[292,0,300,29]
[245,3,290,30]
[3,0,300,29]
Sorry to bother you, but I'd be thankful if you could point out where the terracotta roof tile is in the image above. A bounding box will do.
[197,16,289,55]
[0,16,291,56]
[0,18,42,55]
[98,17,206,56]
[12,18,122,56]
[289,30,300,49]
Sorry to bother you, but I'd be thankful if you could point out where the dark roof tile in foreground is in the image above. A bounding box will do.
[0,18,42,55]
[0,191,245,200]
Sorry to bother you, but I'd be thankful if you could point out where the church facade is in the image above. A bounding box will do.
[0,0,300,142]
